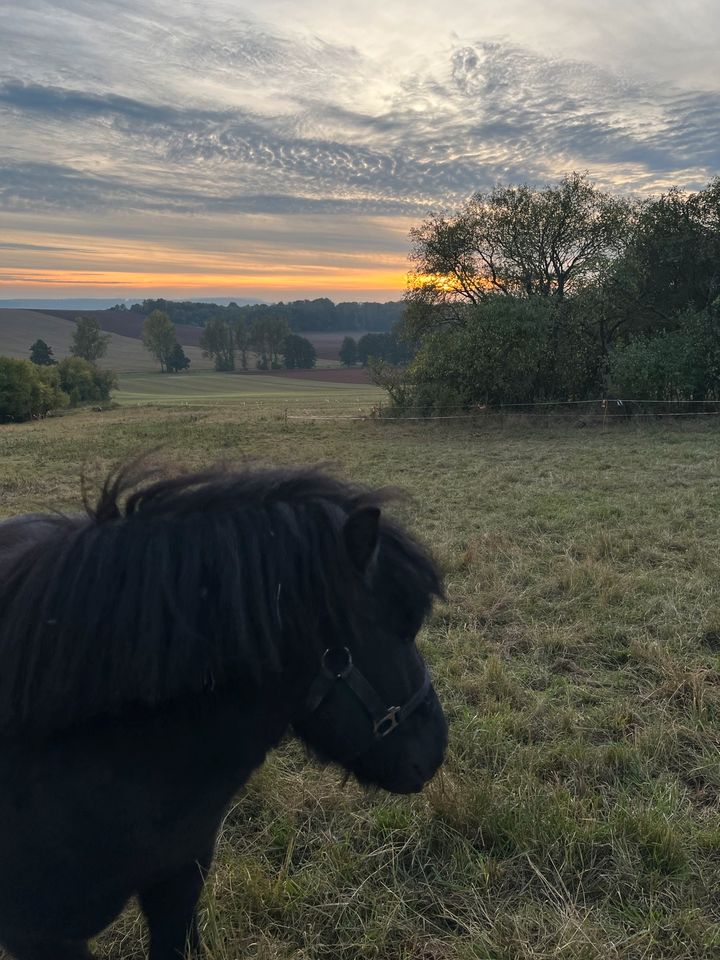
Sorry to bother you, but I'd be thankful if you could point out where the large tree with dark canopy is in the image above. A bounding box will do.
[405,173,631,338]
[283,334,316,369]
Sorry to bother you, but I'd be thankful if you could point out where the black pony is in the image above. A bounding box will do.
[0,464,446,960]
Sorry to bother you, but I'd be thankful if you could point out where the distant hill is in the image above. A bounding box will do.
[0,298,264,310]
[0,307,377,370]
[0,299,141,311]
[42,310,204,348]
[0,309,212,373]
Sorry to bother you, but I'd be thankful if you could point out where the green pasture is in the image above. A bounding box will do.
[1,406,719,960]
[114,370,382,410]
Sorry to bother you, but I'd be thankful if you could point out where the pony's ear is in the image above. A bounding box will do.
[343,507,380,572]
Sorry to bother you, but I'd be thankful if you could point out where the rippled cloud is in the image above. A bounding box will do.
[1,1,718,297]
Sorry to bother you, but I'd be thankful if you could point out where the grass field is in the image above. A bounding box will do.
[115,370,381,408]
[0,308,363,376]
[1,406,719,960]
[0,309,214,373]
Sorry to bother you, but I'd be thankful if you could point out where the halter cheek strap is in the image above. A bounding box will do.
[302,647,432,745]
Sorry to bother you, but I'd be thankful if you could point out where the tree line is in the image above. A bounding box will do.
[387,173,720,413]
[339,331,414,367]
[141,310,316,372]
[0,318,116,422]
[123,297,404,333]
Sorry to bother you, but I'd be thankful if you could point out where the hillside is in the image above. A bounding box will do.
[0,308,373,376]
[42,311,371,361]
[0,309,212,373]
[41,309,204,348]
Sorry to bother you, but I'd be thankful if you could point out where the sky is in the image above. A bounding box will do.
[1,0,718,302]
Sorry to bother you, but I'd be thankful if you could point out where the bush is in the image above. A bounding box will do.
[397,297,600,413]
[609,304,720,401]
[0,357,68,422]
[57,357,117,405]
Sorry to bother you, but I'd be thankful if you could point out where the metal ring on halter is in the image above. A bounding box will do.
[320,646,353,679]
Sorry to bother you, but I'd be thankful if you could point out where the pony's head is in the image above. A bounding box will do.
[290,505,447,794]
[0,464,446,796]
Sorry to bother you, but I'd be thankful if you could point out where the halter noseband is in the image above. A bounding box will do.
[301,646,431,752]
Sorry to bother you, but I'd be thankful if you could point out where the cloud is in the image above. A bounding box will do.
[2,28,718,233]
[1,3,718,296]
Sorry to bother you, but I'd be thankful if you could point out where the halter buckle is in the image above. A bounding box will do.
[374,707,400,738]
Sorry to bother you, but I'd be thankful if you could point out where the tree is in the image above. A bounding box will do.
[283,334,316,369]
[339,337,358,366]
[57,357,116,405]
[606,180,720,331]
[356,332,414,366]
[70,316,110,363]
[251,316,290,369]
[405,173,631,337]
[29,339,57,366]
[0,357,68,421]
[166,343,190,373]
[142,310,178,372]
[233,319,252,370]
[200,318,235,371]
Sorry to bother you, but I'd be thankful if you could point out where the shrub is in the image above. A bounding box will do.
[609,304,720,401]
[0,357,68,422]
[57,357,117,405]
[397,297,600,413]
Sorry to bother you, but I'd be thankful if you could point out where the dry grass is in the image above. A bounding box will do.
[1,410,719,959]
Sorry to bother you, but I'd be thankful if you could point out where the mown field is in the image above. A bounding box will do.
[115,370,379,406]
[1,404,719,960]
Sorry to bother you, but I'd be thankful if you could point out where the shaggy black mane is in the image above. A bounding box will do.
[0,464,441,736]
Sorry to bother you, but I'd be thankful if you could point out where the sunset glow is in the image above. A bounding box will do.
[1,1,717,302]
[0,268,408,298]
[0,217,413,300]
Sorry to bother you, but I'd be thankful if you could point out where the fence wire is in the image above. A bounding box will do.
[285,398,720,423]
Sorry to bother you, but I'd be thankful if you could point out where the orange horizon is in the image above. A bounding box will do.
[1,218,416,300]
[0,271,409,303]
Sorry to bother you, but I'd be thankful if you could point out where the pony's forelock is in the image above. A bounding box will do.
[0,464,442,737]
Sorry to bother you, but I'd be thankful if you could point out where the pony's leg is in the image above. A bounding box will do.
[0,938,94,960]
[139,854,212,960]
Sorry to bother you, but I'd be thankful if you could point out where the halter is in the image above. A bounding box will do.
[301,646,432,754]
